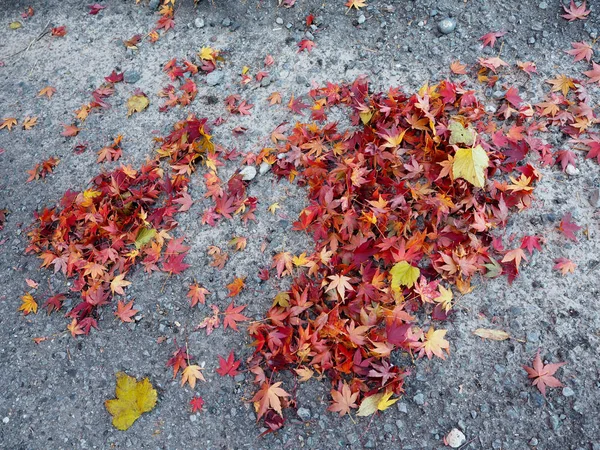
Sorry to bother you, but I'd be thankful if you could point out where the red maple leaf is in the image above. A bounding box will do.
[61,124,80,137]
[237,101,254,116]
[554,149,576,171]
[520,235,542,255]
[583,62,600,84]
[161,253,190,275]
[577,136,600,163]
[479,30,507,48]
[554,257,576,275]
[88,3,106,15]
[167,346,189,378]
[114,300,138,323]
[42,293,65,314]
[523,350,566,396]
[216,351,241,377]
[561,0,590,21]
[190,396,204,413]
[223,301,249,331]
[558,212,581,241]
[288,95,309,115]
[187,283,209,307]
[105,70,124,83]
[298,39,316,53]
[504,87,522,108]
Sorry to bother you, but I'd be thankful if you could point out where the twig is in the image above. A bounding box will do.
[8,19,51,59]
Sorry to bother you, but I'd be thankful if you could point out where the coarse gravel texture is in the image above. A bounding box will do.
[0,0,599,449]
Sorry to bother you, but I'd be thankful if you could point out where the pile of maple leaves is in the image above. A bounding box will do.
[26,115,216,332]
[244,76,548,428]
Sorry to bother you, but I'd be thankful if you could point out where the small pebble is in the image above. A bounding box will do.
[276,17,284,25]
[538,1,548,9]
[358,14,366,24]
[297,407,311,421]
[438,18,457,34]
[413,393,425,405]
[206,70,223,86]
[148,0,160,10]
[397,402,408,413]
[194,17,205,28]
[123,70,140,84]
[239,166,257,181]
[565,164,580,176]
[190,414,197,422]
[562,387,575,397]
[222,18,232,27]
[529,437,539,446]
[259,162,271,175]
[445,428,466,448]
[2,417,8,424]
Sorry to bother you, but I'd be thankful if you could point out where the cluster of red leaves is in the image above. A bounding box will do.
[245,77,544,427]
[158,51,221,112]
[26,116,216,333]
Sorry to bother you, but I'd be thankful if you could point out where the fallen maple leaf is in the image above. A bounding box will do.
[583,62,600,85]
[345,0,366,10]
[450,60,467,75]
[67,319,85,337]
[187,283,209,307]
[520,235,542,255]
[127,92,149,116]
[167,346,189,378]
[418,326,450,360]
[105,372,157,430]
[216,351,241,377]
[0,118,17,131]
[223,301,249,331]
[559,212,581,241]
[61,123,80,137]
[565,41,593,62]
[517,61,538,76]
[479,30,506,48]
[115,300,138,323]
[38,86,56,99]
[51,26,67,37]
[356,390,398,417]
[19,292,38,315]
[88,3,106,15]
[554,257,576,275]
[22,116,38,130]
[267,92,282,105]
[226,277,246,297]
[328,382,358,416]
[546,74,576,96]
[110,273,131,295]
[502,248,527,271]
[181,364,206,389]
[325,274,354,301]
[298,39,316,53]
[252,381,290,419]
[390,261,420,290]
[190,396,204,413]
[452,145,489,188]
[561,0,590,21]
[523,351,566,396]
[473,328,510,341]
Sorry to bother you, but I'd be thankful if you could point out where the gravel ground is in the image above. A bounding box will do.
[0,0,599,449]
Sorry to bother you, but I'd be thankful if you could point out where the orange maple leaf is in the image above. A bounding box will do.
[226,277,246,297]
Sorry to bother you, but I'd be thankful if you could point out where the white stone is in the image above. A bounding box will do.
[445,428,466,448]
[2,417,8,424]
[565,164,579,176]
[259,162,271,175]
[240,166,257,181]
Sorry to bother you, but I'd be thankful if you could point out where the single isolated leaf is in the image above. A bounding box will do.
[187,283,209,307]
[554,257,576,275]
[565,41,593,62]
[523,351,566,396]
[390,261,420,290]
[452,145,489,188]
[190,396,204,413]
[226,277,246,297]
[473,328,511,341]
[0,118,17,131]
[181,364,206,389]
[559,212,581,241]
[223,301,249,331]
[19,292,38,315]
[216,351,241,377]
[115,300,138,323]
[479,30,506,48]
[450,60,467,75]
[105,372,157,430]
[561,0,590,21]
[345,0,366,10]
[38,86,56,99]
[127,93,149,116]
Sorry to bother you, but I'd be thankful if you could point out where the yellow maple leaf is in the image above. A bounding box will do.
[452,144,489,188]
[272,291,290,307]
[420,326,450,359]
[19,292,38,315]
[127,94,149,117]
[546,74,575,96]
[110,273,132,295]
[356,390,398,416]
[292,252,310,267]
[105,372,157,430]
[199,46,217,62]
[268,202,280,214]
[345,0,366,9]
[0,118,17,131]
[434,285,453,312]
[390,261,420,290]
[181,364,205,389]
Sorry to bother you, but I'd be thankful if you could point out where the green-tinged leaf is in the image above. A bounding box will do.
[390,261,420,290]
[448,120,476,146]
[135,227,156,249]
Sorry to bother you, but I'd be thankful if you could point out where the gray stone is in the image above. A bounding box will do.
[234,373,245,382]
[565,164,580,176]
[358,14,366,24]
[260,76,271,87]
[222,18,231,27]
[297,407,311,421]
[239,166,257,181]
[438,18,457,34]
[413,393,425,405]
[305,31,315,40]
[276,17,284,25]
[206,71,223,86]
[526,330,540,343]
[538,1,548,9]
[397,402,408,413]
[550,414,560,431]
[148,0,160,10]
[194,18,205,28]
[562,387,574,397]
[529,437,539,446]
[189,414,197,422]
[123,70,140,84]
